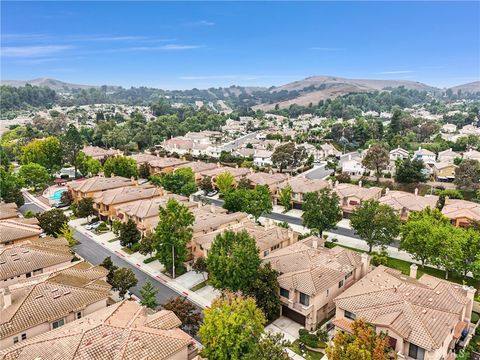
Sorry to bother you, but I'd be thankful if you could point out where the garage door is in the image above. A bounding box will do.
[282,305,306,326]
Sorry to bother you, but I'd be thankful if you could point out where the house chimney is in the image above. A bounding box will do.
[385,187,390,195]
[360,253,369,277]
[0,288,12,309]
[410,264,418,279]
[463,286,477,323]
[414,188,418,196]
[334,180,339,188]
[358,180,362,188]
[312,237,318,249]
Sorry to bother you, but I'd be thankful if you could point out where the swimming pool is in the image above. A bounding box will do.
[50,189,66,202]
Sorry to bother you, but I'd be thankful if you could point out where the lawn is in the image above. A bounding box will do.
[121,246,135,255]
[290,340,324,360]
[190,280,207,292]
[108,238,119,243]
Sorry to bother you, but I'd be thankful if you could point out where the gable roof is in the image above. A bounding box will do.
[0,300,192,360]
[93,185,161,206]
[441,199,480,222]
[334,183,382,201]
[246,172,287,188]
[115,194,195,220]
[148,157,190,169]
[0,203,18,220]
[0,220,42,245]
[82,146,119,159]
[277,177,330,194]
[175,161,218,173]
[379,191,438,213]
[68,176,134,193]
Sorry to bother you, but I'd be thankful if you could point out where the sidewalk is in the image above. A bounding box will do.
[22,190,51,211]
[69,219,213,309]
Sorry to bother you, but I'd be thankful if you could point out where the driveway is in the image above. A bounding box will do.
[266,316,304,342]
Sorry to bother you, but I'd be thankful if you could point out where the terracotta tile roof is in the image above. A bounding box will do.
[175,161,218,174]
[68,176,134,193]
[334,183,382,201]
[93,185,160,206]
[82,146,119,159]
[0,220,42,245]
[246,172,287,188]
[0,300,193,360]
[0,238,72,281]
[148,157,190,169]
[441,199,480,222]
[264,238,363,296]
[129,153,160,164]
[191,206,249,234]
[277,177,330,194]
[334,266,473,351]
[200,166,251,179]
[379,191,438,213]
[115,194,195,220]
[0,203,18,220]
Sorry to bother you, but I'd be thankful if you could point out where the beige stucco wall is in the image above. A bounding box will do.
[2,260,72,288]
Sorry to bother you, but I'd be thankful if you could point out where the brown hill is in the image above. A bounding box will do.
[448,81,480,94]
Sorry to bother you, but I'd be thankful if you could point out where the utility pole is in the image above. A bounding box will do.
[172,243,175,279]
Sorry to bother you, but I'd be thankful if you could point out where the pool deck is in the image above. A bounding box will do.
[43,186,67,204]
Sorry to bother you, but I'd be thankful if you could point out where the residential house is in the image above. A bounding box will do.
[161,137,194,156]
[253,150,273,167]
[379,189,438,221]
[245,172,287,193]
[198,166,251,185]
[68,176,135,203]
[459,124,480,136]
[389,147,410,162]
[0,203,18,220]
[0,220,42,247]
[175,161,219,181]
[81,145,120,160]
[414,147,436,164]
[333,183,383,216]
[0,300,196,360]
[318,143,342,159]
[129,153,160,166]
[442,123,457,133]
[274,177,330,210]
[341,158,365,176]
[149,157,190,175]
[442,199,480,227]
[333,265,476,360]
[0,237,72,287]
[431,162,457,181]
[437,148,460,163]
[463,149,480,162]
[93,184,163,221]
[192,219,298,260]
[0,261,110,349]
[263,237,370,330]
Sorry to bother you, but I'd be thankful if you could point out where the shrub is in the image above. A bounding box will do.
[316,328,329,342]
[96,222,108,232]
[143,256,157,264]
[130,242,141,252]
[298,329,309,337]
[371,251,388,266]
[299,332,321,348]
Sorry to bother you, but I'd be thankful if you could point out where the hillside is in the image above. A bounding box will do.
[0,78,113,91]
[448,81,480,94]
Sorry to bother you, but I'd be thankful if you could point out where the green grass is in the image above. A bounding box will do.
[471,312,480,324]
[290,340,324,360]
[108,238,119,243]
[143,256,157,264]
[121,246,135,255]
[190,280,207,292]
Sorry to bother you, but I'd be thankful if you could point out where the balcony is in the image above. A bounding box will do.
[292,302,313,315]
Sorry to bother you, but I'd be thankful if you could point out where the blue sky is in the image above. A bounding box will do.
[1,1,479,89]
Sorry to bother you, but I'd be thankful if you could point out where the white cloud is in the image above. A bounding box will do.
[375,70,414,74]
[185,20,216,27]
[159,44,204,50]
[1,45,73,58]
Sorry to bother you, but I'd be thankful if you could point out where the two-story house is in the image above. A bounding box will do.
[274,177,330,210]
[442,199,480,228]
[68,176,135,203]
[413,147,436,164]
[379,189,438,221]
[333,182,383,216]
[389,147,410,162]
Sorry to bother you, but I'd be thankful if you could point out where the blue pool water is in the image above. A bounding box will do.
[50,189,66,201]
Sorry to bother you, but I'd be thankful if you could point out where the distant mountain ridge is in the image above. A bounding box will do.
[0,78,120,91]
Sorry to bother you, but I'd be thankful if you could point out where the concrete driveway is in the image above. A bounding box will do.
[266,316,304,342]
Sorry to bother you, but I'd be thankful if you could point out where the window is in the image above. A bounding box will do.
[76,312,82,320]
[338,280,344,288]
[345,311,356,320]
[408,344,425,360]
[326,289,329,297]
[52,318,65,329]
[299,292,310,306]
[345,271,353,280]
[263,250,269,257]
[280,288,289,298]
[271,244,280,251]
[13,337,18,344]
[21,333,27,341]
[26,272,31,278]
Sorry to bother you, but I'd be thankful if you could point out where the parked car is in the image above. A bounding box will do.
[85,221,103,230]
[53,202,68,208]
[206,190,218,197]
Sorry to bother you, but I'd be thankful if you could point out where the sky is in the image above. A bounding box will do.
[1,1,479,89]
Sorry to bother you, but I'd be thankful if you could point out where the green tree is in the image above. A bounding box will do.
[302,188,342,236]
[0,169,24,206]
[243,185,272,221]
[154,198,194,278]
[77,197,95,218]
[199,293,266,360]
[244,332,290,360]
[101,256,118,285]
[456,228,480,278]
[62,124,82,177]
[60,190,73,206]
[362,144,389,183]
[112,267,138,299]
[400,208,450,268]
[192,256,208,279]
[163,297,202,335]
[207,230,261,292]
[245,263,281,322]
[103,156,138,178]
[223,189,246,212]
[139,232,155,256]
[350,200,401,253]
[199,175,214,195]
[119,219,141,249]
[21,136,63,173]
[237,177,252,190]
[326,319,395,360]
[77,153,102,177]
[139,281,158,309]
[56,222,77,247]
[271,142,307,172]
[215,171,235,196]
[394,158,427,184]
[18,163,50,190]
[37,209,68,236]
[436,189,463,210]
[431,225,463,279]
[454,159,480,191]
[278,185,292,211]
[159,167,197,196]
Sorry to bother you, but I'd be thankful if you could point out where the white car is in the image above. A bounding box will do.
[85,221,103,230]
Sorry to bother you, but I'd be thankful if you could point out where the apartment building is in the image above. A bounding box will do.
[379,189,439,221]
[0,220,42,247]
[442,199,480,227]
[68,176,135,203]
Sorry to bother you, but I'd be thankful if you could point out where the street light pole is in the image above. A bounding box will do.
[172,243,175,279]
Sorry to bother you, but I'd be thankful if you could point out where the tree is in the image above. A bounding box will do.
[138,163,150,179]
[192,256,208,279]
[199,293,266,360]
[207,230,261,292]
[21,136,63,173]
[77,197,95,218]
[101,256,118,284]
[278,185,292,211]
[244,332,290,360]
[245,263,281,322]
[163,297,202,335]
[139,232,155,256]
[139,281,158,309]
[223,189,246,212]
[111,267,138,299]
[76,153,102,177]
[62,125,82,177]
[0,169,24,206]
[119,219,141,249]
[243,185,272,221]
[431,225,463,279]
[436,189,463,210]
[271,142,307,172]
[215,171,235,196]
[400,208,450,268]
[454,159,480,191]
[199,176,214,195]
[362,144,389,183]
[159,167,197,196]
[56,222,77,247]
[18,163,50,190]
[326,319,396,360]
[350,200,400,253]
[456,228,480,278]
[394,158,427,184]
[103,156,138,178]
[237,177,252,190]
[60,190,73,206]
[302,188,342,236]
[36,209,68,236]
[154,198,194,278]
